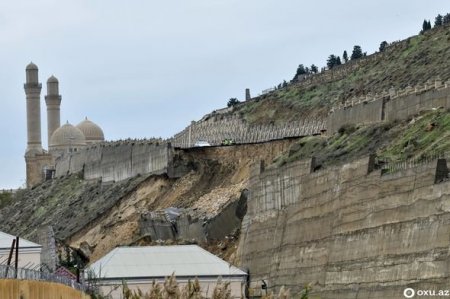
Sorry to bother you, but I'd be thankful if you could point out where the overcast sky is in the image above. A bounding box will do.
[0,1,448,189]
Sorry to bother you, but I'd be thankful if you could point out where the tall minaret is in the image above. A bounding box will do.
[45,75,61,147]
[24,62,43,155]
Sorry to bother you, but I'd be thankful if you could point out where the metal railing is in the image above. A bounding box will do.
[379,151,450,174]
[0,264,87,292]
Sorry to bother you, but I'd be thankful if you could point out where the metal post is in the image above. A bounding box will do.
[5,239,15,278]
[188,125,192,148]
[76,267,80,283]
[15,237,19,278]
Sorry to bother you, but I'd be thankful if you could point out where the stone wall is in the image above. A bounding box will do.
[55,140,171,183]
[238,156,450,298]
[25,152,54,188]
[327,78,450,133]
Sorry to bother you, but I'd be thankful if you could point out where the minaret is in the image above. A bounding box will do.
[45,75,61,147]
[24,62,43,155]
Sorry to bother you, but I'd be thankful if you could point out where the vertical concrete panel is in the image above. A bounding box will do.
[84,145,102,180]
[112,143,132,182]
[101,145,116,182]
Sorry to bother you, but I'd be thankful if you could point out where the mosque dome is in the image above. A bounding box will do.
[76,117,105,144]
[26,62,38,70]
[49,122,86,152]
[47,75,58,83]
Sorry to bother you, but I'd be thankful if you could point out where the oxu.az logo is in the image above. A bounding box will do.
[404,288,450,297]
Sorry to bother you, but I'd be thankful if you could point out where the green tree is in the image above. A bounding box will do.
[227,98,239,107]
[444,13,450,25]
[336,56,342,66]
[327,55,338,69]
[342,50,348,63]
[351,45,363,60]
[421,19,432,33]
[293,64,307,81]
[282,80,288,88]
[310,64,318,74]
[379,41,388,52]
[435,14,443,27]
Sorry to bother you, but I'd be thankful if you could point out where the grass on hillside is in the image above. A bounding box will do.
[272,110,450,168]
[0,192,13,209]
[238,25,450,125]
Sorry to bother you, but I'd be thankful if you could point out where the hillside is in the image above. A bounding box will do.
[0,140,293,263]
[236,25,450,124]
[272,109,450,169]
[1,21,450,298]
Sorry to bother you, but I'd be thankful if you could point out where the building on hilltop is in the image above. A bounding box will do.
[24,63,105,188]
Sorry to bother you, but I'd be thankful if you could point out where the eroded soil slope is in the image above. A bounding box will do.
[0,139,294,264]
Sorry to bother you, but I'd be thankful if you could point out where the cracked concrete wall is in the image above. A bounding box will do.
[139,195,247,243]
[238,157,450,298]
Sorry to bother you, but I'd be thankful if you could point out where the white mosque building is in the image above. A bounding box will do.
[24,62,105,187]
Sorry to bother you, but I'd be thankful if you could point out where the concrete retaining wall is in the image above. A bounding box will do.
[239,156,450,298]
[385,87,450,121]
[327,79,450,134]
[55,141,171,183]
[327,98,384,133]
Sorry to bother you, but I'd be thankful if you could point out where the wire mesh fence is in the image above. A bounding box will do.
[0,265,87,292]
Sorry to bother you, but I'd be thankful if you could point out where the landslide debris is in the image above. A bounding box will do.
[0,140,293,264]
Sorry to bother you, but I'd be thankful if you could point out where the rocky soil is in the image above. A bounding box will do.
[0,139,295,264]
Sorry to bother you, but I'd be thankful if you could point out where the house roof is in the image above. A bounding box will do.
[87,245,247,280]
[0,231,41,249]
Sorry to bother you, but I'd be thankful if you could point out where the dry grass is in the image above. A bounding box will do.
[118,273,233,299]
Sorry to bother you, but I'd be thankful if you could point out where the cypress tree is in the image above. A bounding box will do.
[343,50,348,63]
[379,41,388,52]
[443,13,450,25]
[435,14,443,27]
